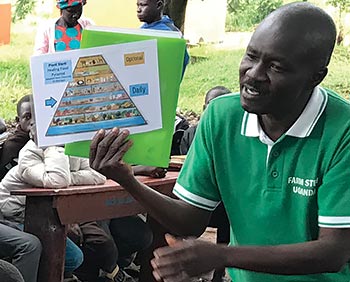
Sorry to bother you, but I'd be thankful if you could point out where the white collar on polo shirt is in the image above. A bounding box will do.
[240,86,328,141]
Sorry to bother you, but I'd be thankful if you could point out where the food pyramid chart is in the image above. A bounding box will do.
[46,55,147,136]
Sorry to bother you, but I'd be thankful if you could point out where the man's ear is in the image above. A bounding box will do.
[310,67,328,88]
[157,0,164,10]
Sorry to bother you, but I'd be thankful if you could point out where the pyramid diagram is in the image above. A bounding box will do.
[46,55,147,136]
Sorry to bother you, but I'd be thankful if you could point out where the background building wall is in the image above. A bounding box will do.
[184,0,227,44]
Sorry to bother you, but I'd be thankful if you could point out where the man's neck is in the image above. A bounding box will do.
[56,17,77,28]
[259,92,313,141]
[259,115,293,141]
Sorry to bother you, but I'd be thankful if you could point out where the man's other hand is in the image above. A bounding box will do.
[151,234,225,281]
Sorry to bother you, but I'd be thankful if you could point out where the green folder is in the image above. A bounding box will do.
[64,26,186,167]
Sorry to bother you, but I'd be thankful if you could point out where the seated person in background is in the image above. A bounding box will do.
[0,259,25,282]
[0,120,89,280]
[0,95,32,180]
[138,0,181,31]
[0,97,144,282]
[96,165,165,279]
[0,118,6,135]
[74,219,147,282]
[137,0,189,76]
[0,223,41,282]
[180,86,231,155]
[33,0,93,55]
[180,86,231,282]
[170,113,189,156]
[137,0,190,155]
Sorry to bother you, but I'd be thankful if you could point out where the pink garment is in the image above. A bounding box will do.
[33,17,94,55]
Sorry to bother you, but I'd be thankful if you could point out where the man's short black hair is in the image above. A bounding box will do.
[16,95,32,116]
[263,2,337,69]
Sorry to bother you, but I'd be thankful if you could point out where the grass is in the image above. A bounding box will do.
[179,45,244,114]
[322,46,350,100]
[1,30,350,120]
[0,33,33,120]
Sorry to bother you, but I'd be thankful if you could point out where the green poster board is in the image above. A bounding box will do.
[64,27,186,167]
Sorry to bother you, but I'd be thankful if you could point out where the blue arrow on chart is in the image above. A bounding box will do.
[45,97,57,108]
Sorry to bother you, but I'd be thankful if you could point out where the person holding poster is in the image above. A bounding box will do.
[33,0,93,55]
[90,2,350,282]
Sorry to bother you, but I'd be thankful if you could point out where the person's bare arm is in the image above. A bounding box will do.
[89,128,211,237]
[152,228,350,281]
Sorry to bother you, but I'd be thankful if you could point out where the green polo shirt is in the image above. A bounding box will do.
[173,87,350,282]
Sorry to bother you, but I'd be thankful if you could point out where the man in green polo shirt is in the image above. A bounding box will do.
[89,2,350,282]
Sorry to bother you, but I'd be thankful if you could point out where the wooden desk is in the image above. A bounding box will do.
[11,171,178,282]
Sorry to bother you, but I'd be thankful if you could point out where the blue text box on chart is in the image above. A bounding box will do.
[44,60,73,84]
[129,83,149,97]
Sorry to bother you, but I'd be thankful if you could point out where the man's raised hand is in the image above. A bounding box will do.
[89,128,134,185]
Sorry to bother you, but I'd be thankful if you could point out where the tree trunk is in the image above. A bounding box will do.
[163,0,188,32]
[337,8,344,45]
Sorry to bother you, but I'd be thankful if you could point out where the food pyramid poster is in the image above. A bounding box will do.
[46,55,147,136]
[30,40,162,147]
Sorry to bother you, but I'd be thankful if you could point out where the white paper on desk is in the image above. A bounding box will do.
[30,40,161,147]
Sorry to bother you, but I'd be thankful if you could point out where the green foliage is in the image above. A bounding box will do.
[322,45,350,100]
[12,0,36,23]
[179,46,243,113]
[0,33,33,121]
[327,0,350,44]
[0,61,31,120]
[327,0,350,11]
[226,0,283,31]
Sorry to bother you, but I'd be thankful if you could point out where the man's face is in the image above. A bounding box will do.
[18,101,32,133]
[137,0,160,24]
[61,4,83,27]
[239,23,315,117]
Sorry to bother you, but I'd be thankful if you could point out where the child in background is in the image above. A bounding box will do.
[74,219,145,282]
[0,113,111,280]
[34,0,93,55]
[137,0,189,77]
[0,95,32,180]
[0,95,44,282]
[180,86,231,154]
[137,0,191,154]
[180,86,231,282]
[0,95,142,282]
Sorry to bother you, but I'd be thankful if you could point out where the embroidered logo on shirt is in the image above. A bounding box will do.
[287,176,319,197]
